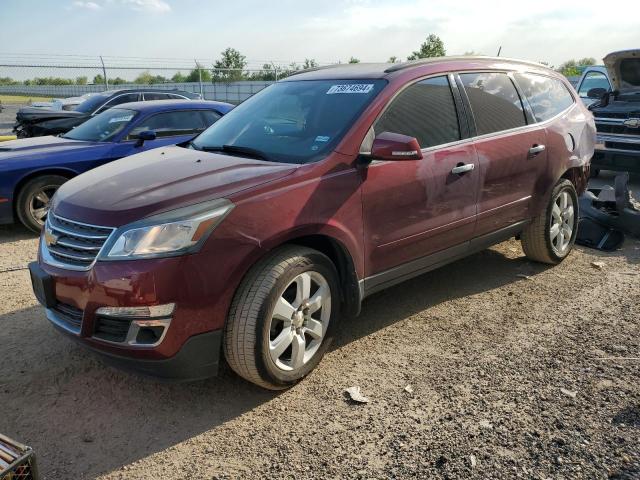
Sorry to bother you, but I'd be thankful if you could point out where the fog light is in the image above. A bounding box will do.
[95,303,175,319]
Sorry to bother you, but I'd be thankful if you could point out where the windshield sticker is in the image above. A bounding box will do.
[327,84,374,95]
[108,114,134,123]
[314,135,330,142]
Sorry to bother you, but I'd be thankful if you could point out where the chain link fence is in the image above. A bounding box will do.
[0,54,326,104]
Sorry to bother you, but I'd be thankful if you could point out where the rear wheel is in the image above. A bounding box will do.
[224,246,340,390]
[15,175,67,233]
[521,179,578,264]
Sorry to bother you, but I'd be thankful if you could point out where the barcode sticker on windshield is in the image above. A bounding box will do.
[327,84,374,95]
[108,115,134,123]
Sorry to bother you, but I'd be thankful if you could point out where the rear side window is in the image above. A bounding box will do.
[374,76,460,149]
[515,73,575,122]
[143,92,170,100]
[128,110,207,139]
[459,72,526,135]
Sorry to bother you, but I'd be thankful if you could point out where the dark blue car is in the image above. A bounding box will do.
[0,100,233,231]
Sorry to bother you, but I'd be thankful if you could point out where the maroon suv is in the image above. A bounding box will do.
[29,57,595,389]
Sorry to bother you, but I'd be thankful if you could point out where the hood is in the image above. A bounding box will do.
[54,146,298,226]
[16,107,86,124]
[0,135,103,159]
[604,49,640,91]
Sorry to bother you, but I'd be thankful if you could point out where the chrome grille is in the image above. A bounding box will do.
[43,213,114,270]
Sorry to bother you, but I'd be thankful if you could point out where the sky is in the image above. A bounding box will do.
[0,0,639,68]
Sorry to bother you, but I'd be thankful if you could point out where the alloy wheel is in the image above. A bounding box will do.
[550,190,575,256]
[28,186,57,227]
[268,271,331,372]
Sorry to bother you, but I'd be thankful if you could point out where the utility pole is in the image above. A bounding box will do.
[195,59,203,98]
[99,55,108,89]
[496,46,502,57]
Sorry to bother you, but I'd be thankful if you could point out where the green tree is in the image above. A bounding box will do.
[75,76,88,85]
[185,64,212,83]
[302,58,318,69]
[110,77,128,85]
[134,71,167,84]
[407,34,446,60]
[93,74,105,85]
[0,76,20,85]
[387,56,399,64]
[212,48,247,82]
[557,58,595,77]
[171,72,187,83]
[348,57,360,64]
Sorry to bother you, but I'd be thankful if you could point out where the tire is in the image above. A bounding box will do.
[224,245,340,390]
[15,175,67,233]
[521,179,579,264]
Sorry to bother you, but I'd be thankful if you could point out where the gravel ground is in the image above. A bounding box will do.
[1,220,639,479]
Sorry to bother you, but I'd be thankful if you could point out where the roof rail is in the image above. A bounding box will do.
[286,64,341,77]
[384,55,548,73]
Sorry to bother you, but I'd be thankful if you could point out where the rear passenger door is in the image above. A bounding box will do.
[458,72,547,237]
[362,75,479,283]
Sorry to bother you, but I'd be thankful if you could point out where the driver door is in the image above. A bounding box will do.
[362,75,479,291]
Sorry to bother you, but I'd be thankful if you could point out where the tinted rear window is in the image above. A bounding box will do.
[460,72,527,135]
[515,73,575,122]
[375,76,460,149]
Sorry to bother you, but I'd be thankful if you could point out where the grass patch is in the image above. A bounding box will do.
[0,94,53,105]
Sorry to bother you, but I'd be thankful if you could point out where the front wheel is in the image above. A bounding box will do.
[15,175,67,233]
[521,179,579,264]
[223,246,340,390]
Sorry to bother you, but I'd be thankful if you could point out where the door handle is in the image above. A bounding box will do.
[528,144,546,156]
[451,163,475,175]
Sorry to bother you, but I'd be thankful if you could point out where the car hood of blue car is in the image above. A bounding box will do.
[0,135,109,164]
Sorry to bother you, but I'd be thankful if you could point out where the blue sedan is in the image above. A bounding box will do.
[0,99,233,232]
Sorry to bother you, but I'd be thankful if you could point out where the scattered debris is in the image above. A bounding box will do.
[516,274,533,280]
[478,420,493,429]
[590,261,606,270]
[404,384,414,394]
[560,388,577,399]
[344,386,370,404]
[469,454,478,468]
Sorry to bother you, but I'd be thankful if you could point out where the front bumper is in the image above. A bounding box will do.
[28,242,239,380]
[593,134,640,173]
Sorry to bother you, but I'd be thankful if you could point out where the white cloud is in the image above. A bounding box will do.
[72,1,102,10]
[121,0,171,13]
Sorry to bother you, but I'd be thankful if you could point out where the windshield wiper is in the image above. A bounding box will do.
[199,144,272,162]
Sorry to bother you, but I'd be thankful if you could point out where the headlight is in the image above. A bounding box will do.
[102,199,233,259]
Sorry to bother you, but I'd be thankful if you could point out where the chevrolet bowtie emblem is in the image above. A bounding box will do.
[44,227,59,247]
[623,118,640,128]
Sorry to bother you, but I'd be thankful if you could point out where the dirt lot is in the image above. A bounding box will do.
[1,213,639,479]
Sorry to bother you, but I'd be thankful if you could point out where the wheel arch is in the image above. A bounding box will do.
[11,167,77,225]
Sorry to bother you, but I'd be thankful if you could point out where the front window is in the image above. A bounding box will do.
[192,79,387,164]
[578,71,611,96]
[62,108,136,142]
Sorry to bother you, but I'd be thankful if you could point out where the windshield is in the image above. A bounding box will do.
[62,108,136,142]
[74,92,112,113]
[192,79,386,163]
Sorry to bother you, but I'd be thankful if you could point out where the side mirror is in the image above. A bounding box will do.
[587,87,607,99]
[370,132,423,161]
[135,130,157,147]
